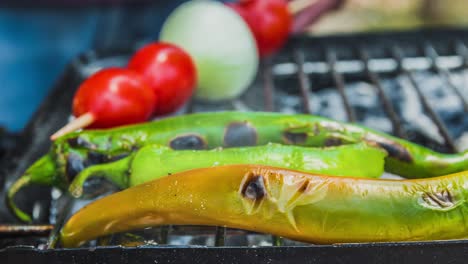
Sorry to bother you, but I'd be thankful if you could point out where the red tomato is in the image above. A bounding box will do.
[128,42,197,115]
[228,0,292,57]
[73,68,156,128]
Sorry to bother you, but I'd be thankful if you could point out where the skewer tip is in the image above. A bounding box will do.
[50,112,94,141]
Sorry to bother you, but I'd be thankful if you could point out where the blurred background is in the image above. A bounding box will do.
[0,0,467,132]
[311,0,468,33]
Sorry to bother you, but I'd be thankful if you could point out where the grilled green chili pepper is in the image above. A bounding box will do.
[60,165,468,248]
[9,111,468,222]
[68,143,386,197]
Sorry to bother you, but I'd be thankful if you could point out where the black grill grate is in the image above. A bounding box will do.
[0,29,468,263]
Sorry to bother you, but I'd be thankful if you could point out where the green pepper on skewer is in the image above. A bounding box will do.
[60,165,468,248]
[8,111,468,222]
[68,143,387,197]
[50,111,468,178]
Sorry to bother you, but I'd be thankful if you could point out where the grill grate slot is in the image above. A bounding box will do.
[456,41,468,68]
[392,46,457,152]
[359,49,406,138]
[326,49,357,122]
[425,44,468,112]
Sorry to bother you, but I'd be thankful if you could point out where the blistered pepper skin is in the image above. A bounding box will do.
[9,112,468,222]
[68,143,386,197]
[60,165,468,248]
[52,111,468,178]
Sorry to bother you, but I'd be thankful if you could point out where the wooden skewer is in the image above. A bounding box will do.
[290,0,344,34]
[288,0,319,15]
[50,112,95,141]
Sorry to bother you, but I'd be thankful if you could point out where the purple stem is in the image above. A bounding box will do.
[291,0,345,34]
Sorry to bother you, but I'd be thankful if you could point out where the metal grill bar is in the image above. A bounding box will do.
[186,97,196,114]
[456,41,468,67]
[359,49,406,138]
[46,194,74,249]
[425,44,468,112]
[262,59,275,112]
[0,224,53,238]
[96,235,112,246]
[167,227,259,236]
[214,226,226,246]
[159,226,169,245]
[392,46,457,152]
[294,50,312,114]
[272,235,283,246]
[455,41,468,104]
[326,50,357,122]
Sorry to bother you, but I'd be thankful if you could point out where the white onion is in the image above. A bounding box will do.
[160,0,259,101]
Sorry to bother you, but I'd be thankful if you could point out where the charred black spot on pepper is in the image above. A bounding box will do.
[286,179,310,207]
[108,153,130,162]
[131,146,140,152]
[169,134,207,150]
[376,141,413,163]
[85,151,130,167]
[81,176,123,198]
[421,189,455,209]
[66,153,86,182]
[442,189,453,203]
[283,131,307,145]
[324,137,342,147]
[86,151,107,165]
[224,122,258,147]
[298,180,309,193]
[67,137,97,150]
[363,135,413,163]
[241,175,266,201]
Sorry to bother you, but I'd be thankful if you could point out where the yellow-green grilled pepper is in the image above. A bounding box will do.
[60,165,468,248]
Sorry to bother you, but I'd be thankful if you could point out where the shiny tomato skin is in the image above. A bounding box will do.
[128,42,197,115]
[73,68,156,128]
[228,0,291,57]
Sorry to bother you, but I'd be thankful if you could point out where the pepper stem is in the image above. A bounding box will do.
[6,154,58,222]
[6,174,33,223]
[289,0,314,15]
[69,155,132,198]
[290,0,344,34]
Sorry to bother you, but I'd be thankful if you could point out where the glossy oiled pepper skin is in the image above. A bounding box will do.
[9,112,468,222]
[68,143,386,197]
[60,165,468,248]
[49,112,468,177]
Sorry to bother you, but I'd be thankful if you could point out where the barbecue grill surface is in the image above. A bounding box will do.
[1,28,468,264]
